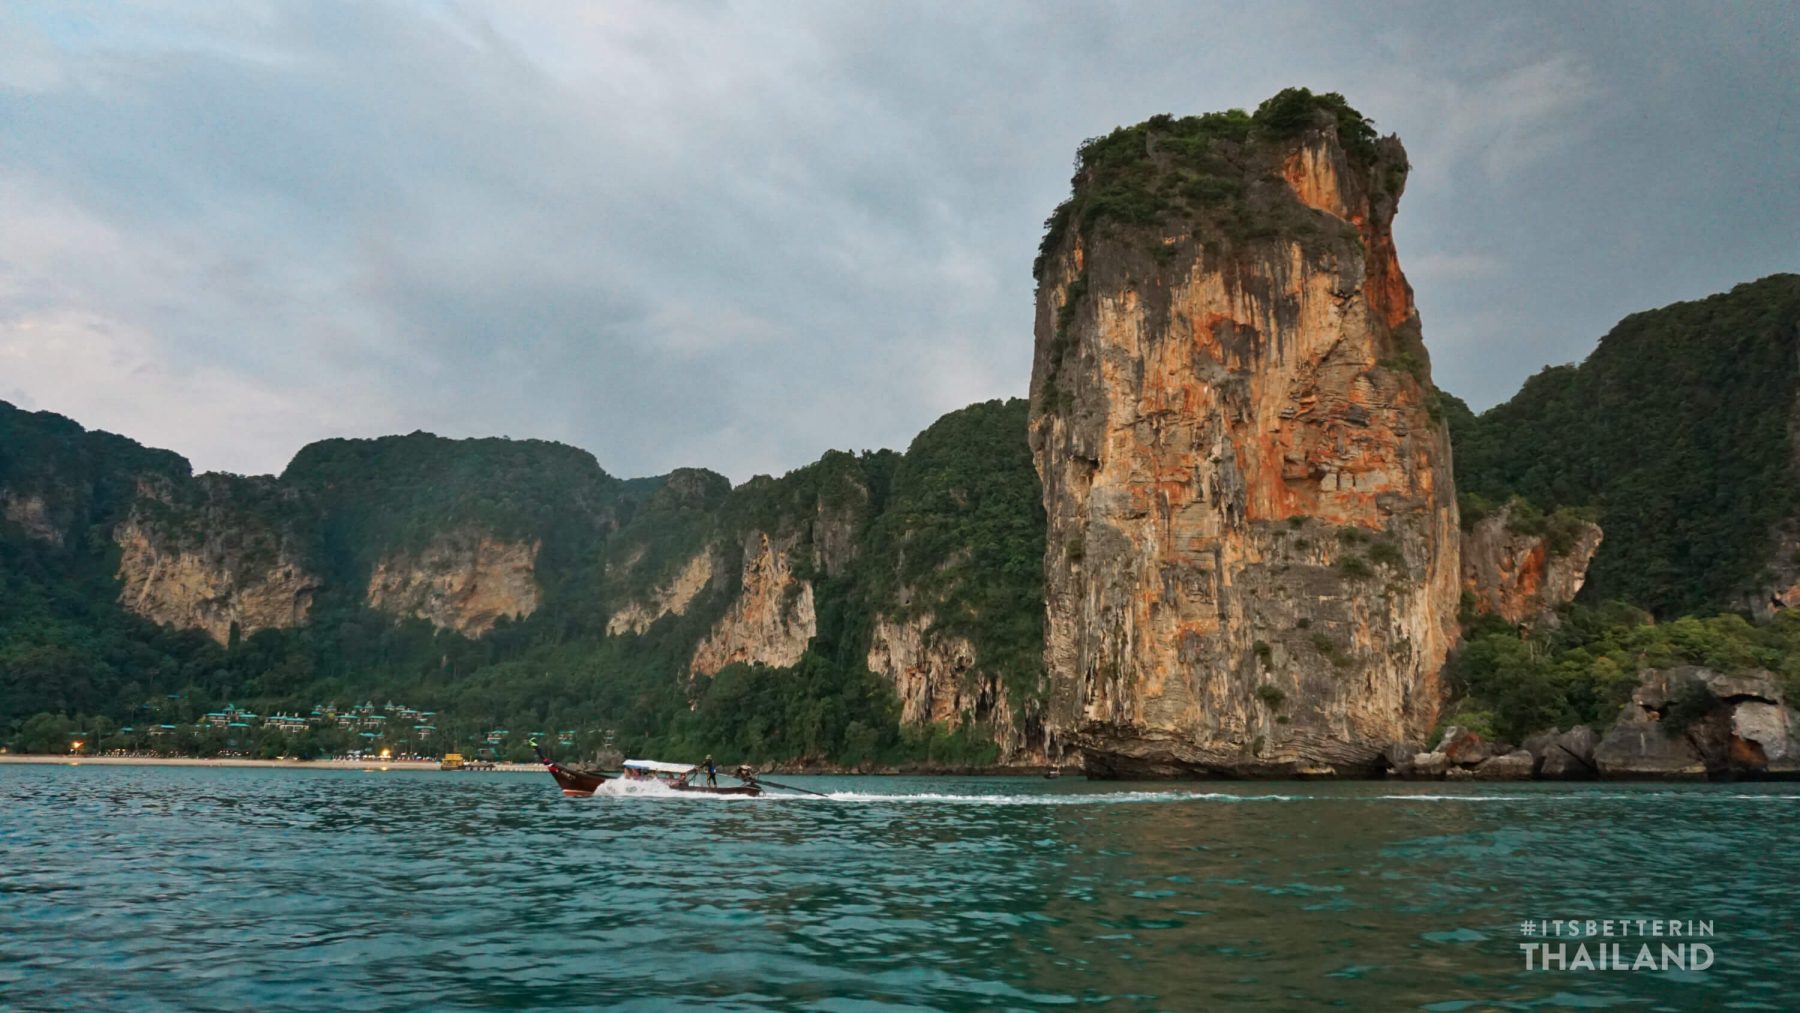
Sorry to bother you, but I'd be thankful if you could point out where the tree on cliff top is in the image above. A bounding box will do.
[1250,87,1378,161]
[1033,87,1400,279]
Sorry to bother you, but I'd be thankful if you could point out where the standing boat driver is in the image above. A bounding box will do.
[703,754,718,787]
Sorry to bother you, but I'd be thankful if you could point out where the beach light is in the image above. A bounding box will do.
[70,740,84,752]
[379,747,392,759]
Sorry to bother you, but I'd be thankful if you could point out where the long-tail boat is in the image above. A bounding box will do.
[619,758,762,796]
[532,743,763,797]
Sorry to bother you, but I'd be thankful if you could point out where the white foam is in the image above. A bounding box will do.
[589,779,684,798]
[1372,794,1532,802]
[786,790,1295,805]
[583,778,769,801]
[567,783,1800,805]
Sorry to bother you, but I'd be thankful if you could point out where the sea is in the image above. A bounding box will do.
[1,765,1794,1010]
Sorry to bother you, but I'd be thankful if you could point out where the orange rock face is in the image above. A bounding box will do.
[690,531,816,676]
[1030,108,1460,775]
[1460,505,1603,626]
[866,610,1042,762]
[365,530,541,637]
[114,477,320,644]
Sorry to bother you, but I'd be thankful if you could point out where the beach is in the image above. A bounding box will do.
[0,754,540,773]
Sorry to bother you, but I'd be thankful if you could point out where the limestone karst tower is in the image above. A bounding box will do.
[1029,90,1460,776]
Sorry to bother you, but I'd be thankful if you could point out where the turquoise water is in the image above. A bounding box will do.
[1,766,1794,1010]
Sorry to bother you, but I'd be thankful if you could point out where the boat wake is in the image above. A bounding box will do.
[589,779,692,798]
[806,790,1280,805]
[798,791,1569,805]
[571,784,1800,805]
[574,782,1228,804]
[785,790,1800,806]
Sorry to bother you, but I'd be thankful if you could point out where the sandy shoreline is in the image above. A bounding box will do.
[0,754,541,773]
[0,755,1063,777]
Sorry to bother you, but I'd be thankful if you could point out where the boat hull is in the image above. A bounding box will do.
[672,783,761,796]
[548,765,609,796]
[534,743,610,796]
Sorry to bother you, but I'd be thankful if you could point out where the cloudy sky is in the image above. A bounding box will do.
[1,2,1794,482]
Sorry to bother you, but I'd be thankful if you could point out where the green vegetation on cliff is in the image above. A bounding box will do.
[596,467,731,610]
[861,399,1047,714]
[1,396,1045,766]
[0,401,187,540]
[0,403,222,722]
[1449,606,1800,744]
[1449,275,1800,616]
[1034,87,1395,279]
[285,432,624,545]
[1442,277,1800,743]
[669,401,1043,765]
[286,432,636,604]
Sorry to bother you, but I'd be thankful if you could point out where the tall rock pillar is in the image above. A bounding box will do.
[1029,92,1459,776]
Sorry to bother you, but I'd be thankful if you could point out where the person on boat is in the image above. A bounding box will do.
[703,754,718,787]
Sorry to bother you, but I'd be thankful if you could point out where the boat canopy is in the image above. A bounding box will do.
[622,759,698,775]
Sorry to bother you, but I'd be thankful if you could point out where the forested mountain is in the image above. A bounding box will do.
[6,279,1799,764]
[0,396,1043,765]
[1447,274,1800,618]
[1,81,1793,771]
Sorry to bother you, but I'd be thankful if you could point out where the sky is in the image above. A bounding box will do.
[1,1,1795,482]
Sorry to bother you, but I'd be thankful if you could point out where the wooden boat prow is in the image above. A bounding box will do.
[533,743,610,796]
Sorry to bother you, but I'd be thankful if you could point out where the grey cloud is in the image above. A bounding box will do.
[0,0,1794,481]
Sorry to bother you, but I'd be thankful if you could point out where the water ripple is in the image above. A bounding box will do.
[1,766,1793,1008]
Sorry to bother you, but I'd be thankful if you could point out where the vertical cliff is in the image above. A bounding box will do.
[599,467,734,634]
[684,451,884,676]
[365,530,542,637]
[690,530,817,675]
[1460,502,1603,626]
[1029,91,1459,776]
[865,611,1036,759]
[857,400,1049,759]
[114,475,321,644]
